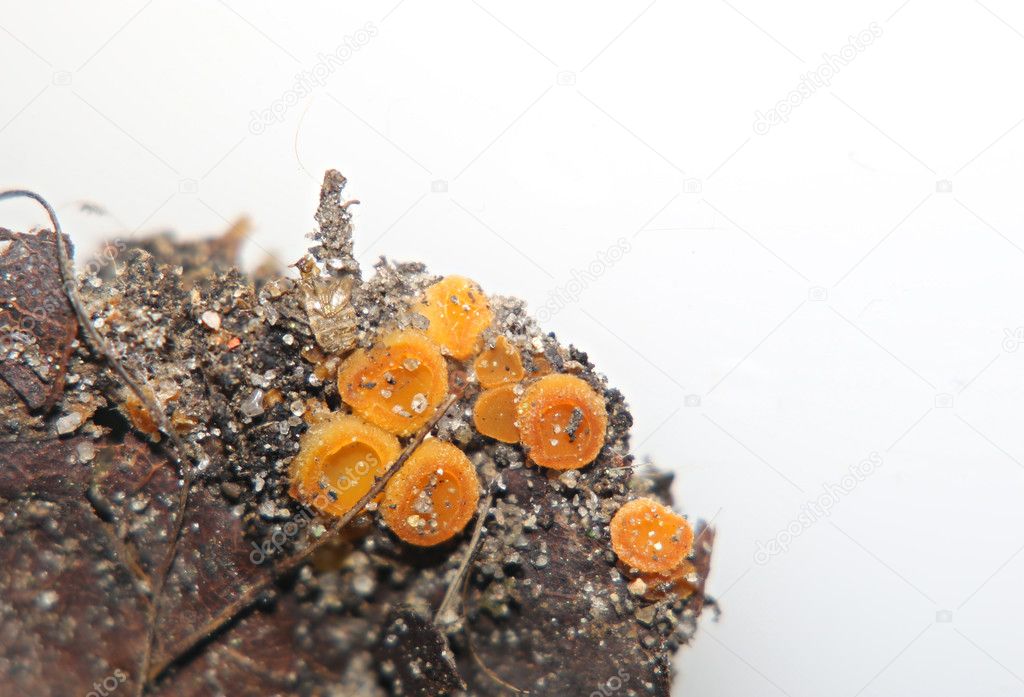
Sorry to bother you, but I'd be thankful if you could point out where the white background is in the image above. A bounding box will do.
[4,2,1024,695]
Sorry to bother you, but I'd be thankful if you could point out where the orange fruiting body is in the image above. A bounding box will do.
[337,330,448,436]
[639,559,698,600]
[516,373,607,470]
[474,336,525,388]
[645,558,696,584]
[418,275,493,360]
[524,353,553,378]
[124,392,161,441]
[610,498,694,574]
[290,414,401,517]
[381,439,480,546]
[472,384,521,443]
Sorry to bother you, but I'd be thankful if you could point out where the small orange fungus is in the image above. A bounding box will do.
[337,330,448,436]
[289,414,401,517]
[474,336,525,388]
[610,498,694,574]
[517,374,607,470]
[639,559,698,599]
[642,559,696,588]
[524,353,554,378]
[419,275,493,360]
[124,391,161,441]
[381,439,480,546]
[472,384,521,443]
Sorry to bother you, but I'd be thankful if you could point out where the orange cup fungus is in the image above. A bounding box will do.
[642,558,696,586]
[418,275,493,360]
[472,384,521,444]
[524,353,554,378]
[474,336,525,388]
[289,414,401,517]
[516,374,607,470]
[337,330,448,436]
[610,498,694,574]
[381,439,480,546]
[641,559,698,599]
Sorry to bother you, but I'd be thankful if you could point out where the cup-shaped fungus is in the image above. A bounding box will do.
[642,560,698,599]
[472,384,521,443]
[516,373,607,470]
[381,439,480,546]
[337,330,448,436]
[524,353,554,378]
[610,498,694,574]
[473,335,525,388]
[418,275,493,360]
[290,414,401,517]
[644,558,695,584]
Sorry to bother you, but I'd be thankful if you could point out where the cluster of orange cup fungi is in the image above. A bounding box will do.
[290,273,613,547]
[290,273,699,597]
[610,497,695,594]
[471,339,608,470]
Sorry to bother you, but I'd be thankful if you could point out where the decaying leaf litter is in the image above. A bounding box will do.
[0,172,714,696]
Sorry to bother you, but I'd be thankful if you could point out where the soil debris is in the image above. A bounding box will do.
[0,172,714,696]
